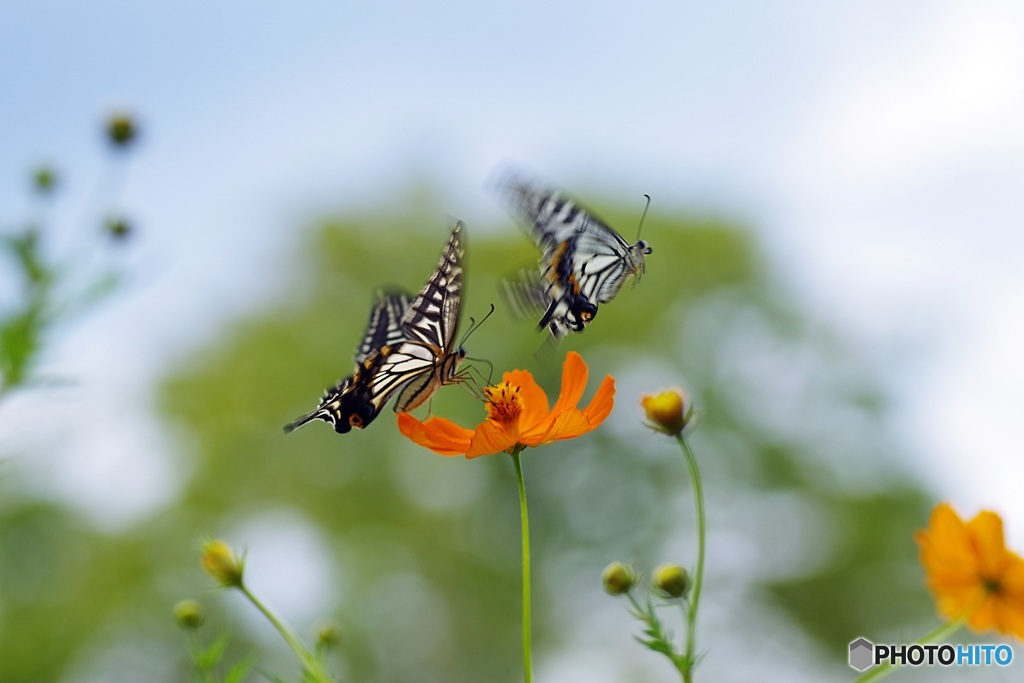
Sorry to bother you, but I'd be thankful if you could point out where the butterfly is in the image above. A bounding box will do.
[495,171,652,340]
[284,289,412,434]
[284,223,467,434]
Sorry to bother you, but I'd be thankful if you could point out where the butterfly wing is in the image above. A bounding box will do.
[284,290,411,434]
[344,223,466,420]
[355,290,412,364]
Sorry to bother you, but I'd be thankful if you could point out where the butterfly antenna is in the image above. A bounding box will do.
[635,193,652,243]
[458,303,496,347]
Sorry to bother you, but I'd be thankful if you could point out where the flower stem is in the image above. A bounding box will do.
[238,583,335,683]
[850,618,965,683]
[511,447,533,683]
[677,435,706,683]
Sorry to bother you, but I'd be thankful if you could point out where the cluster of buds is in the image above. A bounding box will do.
[601,561,690,600]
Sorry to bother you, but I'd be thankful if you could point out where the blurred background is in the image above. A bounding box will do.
[2,1,1023,681]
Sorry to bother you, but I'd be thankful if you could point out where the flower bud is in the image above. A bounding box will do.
[641,388,691,436]
[32,166,57,195]
[105,216,132,241]
[653,563,690,599]
[200,539,245,588]
[602,561,636,596]
[172,599,205,629]
[315,619,342,649]
[105,112,138,149]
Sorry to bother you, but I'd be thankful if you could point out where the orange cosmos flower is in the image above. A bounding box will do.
[397,351,614,458]
[916,503,1024,639]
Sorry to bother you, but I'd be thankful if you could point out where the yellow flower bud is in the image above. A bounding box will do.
[653,563,690,599]
[602,561,636,596]
[172,599,205,629]
[200,539,245,587]
[641,388,691,435]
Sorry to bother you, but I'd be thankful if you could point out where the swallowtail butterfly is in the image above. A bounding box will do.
[495,171,652,340]
[284,223,467,434]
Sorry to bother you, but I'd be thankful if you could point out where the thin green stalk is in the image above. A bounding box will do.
[511,446,533,683]
[238,583,335,683]
[850,618,966,683]
[677,435,706,683]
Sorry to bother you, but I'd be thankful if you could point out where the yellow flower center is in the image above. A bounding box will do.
[484,382,524,430]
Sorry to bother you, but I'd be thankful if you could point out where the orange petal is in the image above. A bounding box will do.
[582,375,615,426]
[532,411,589,444]
[397,413,473,456]
[466,421,518,459]
[550,351,588,414]
[503,368,550,431]
[968,510,1007,578]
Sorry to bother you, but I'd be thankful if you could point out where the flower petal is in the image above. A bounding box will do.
[503,368,550,431]
[466,421,518,458]
[582,375,615,426]
[397,413,473,456]
[968,510,1007,578]
[550,351,588,414]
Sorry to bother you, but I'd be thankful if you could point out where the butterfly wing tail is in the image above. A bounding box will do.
[283,409,322,433]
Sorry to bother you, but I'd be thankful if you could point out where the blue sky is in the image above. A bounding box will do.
[2,1,1023,679]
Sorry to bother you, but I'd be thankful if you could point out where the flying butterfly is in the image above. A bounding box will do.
[284,222,469,434]
[284,289,412,434]
[495,170,652,340]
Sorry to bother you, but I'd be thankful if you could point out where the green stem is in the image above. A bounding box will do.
[511,447,533,683]
[677,435,706,683]
[850,619,966,683]
[238,583,335,683]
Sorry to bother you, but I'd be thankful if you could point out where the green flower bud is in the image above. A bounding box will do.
[106,112,138,149]
[602,561,636,596]
[315,619,342,649]
[653,563,690,599]
[172,599,205,629]
[32,166,57,194]
[105,216,132,241]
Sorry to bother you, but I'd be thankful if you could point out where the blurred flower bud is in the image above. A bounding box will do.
[653,564,690,599]
[172,599,205,629]
[315,619,342,649]
[200,539,245,588]
[32,166,57,195]
[602,561,636,596]
[641,388,691,436]
[105,216,132,241]
[105,112,138,149]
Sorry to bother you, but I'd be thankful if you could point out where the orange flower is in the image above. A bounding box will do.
[916,503,1024,639]
[397,351,614,458]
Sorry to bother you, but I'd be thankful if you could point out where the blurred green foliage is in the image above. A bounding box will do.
[0,193,938,682]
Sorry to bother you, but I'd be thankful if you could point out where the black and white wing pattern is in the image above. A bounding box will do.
[361,222,467,415]
[495,170,652,340]
[283,290,411,434]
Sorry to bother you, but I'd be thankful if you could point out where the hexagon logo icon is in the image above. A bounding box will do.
[849,637,874,672]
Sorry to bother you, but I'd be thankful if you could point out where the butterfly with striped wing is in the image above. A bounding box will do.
[496,171,652,340]
[284,223,468,434]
